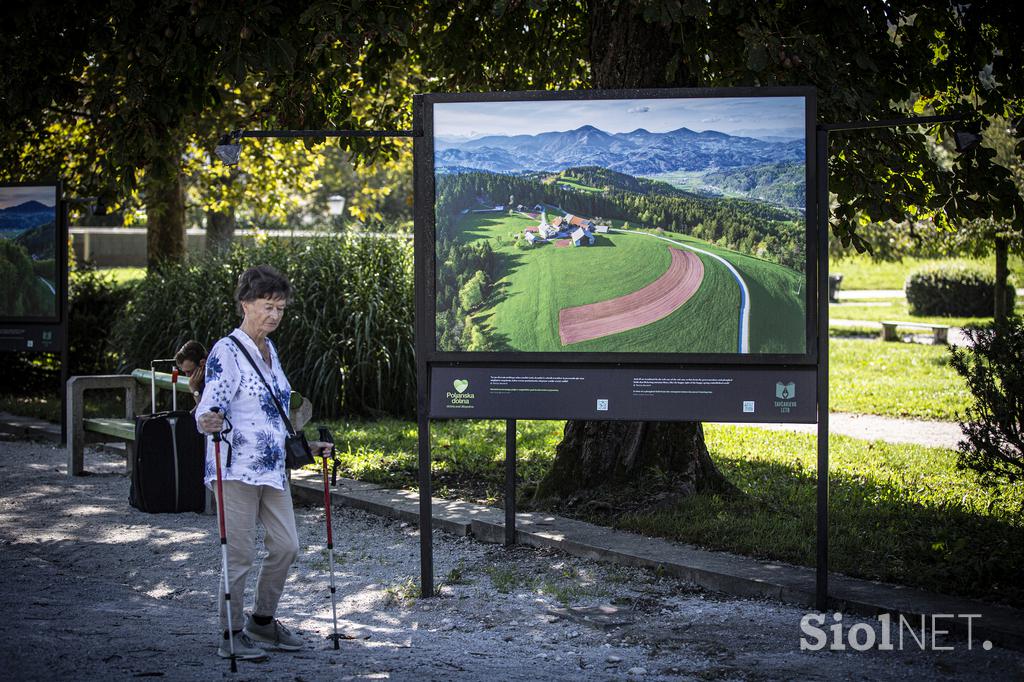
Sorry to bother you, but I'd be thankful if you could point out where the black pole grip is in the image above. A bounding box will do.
[318,426,336,484]
[211,406,222,443]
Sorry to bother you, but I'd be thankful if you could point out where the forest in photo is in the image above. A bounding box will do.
[0,188,58,318]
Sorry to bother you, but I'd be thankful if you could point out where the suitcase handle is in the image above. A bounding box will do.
[150,358,178,414]
[171,368,178,412]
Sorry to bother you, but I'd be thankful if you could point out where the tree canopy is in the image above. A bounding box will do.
[2,1,1022,261]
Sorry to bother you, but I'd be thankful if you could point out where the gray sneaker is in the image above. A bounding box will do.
[243,615,304,651]
[218,630,268,661]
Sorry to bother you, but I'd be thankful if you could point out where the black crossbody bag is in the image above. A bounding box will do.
[228,335,315,469]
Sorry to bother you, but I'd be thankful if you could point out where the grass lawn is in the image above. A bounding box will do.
[97,266,147,284]
[829,337,968,421]
[830,254,1023,291]
[624,425,1024,606]
[307,418,1023,606]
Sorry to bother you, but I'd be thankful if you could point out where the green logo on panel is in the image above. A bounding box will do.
[775,382,795,400]
[447,378,475,409]
[774,381,797,414]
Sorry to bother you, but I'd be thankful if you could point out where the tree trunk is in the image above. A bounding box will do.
[538,2,736,507]
[994,236,1009,324]
[144,154,186,269]
[536,420,737,502]
[206,208,236,254]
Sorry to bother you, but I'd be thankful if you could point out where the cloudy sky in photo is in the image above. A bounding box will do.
[434,96,806,140]
[0,186,57,210]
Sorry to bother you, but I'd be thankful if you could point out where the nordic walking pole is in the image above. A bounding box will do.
[318,426,340,649]
[212,408,237,673]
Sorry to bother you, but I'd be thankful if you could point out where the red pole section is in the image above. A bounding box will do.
[214,437,227,541]
[322,455,333,548]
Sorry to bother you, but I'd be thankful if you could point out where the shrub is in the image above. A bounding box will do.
[68,266,135,374]
[905,264,1016,317]
[111,235,415,418]
[949,317,1024,486]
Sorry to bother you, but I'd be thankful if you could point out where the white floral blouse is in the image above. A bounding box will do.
[195,329,292,490]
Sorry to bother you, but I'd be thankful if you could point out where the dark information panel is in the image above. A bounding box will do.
[430,366,817,423]
[0,325,64,352]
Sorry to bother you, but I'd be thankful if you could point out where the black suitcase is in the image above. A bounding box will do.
[129,364,207,513]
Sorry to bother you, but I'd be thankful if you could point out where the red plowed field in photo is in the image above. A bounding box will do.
[558,247,704,345]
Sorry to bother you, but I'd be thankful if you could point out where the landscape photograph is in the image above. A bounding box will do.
[432,95,809,355]
[0,185,58,319]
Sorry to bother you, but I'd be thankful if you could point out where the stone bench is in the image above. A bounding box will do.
[66,369,311,477]
[880,320,949,345]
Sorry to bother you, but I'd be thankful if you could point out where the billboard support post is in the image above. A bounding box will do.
[505,419,517,546]
[60,195,70,445]
[815,127,830,611]
[811,112,964,611]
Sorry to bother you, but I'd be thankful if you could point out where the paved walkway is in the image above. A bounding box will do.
[722,412,964,449]
[7,442,1022,679]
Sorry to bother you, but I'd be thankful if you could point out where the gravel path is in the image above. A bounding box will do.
[1,438,1021,681]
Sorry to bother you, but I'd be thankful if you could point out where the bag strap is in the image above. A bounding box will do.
[227,334,297,436]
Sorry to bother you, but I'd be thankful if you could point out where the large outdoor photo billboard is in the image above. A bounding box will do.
[0,184,60,321]
[426,89,816,364]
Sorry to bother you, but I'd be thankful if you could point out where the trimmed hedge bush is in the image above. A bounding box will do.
[111,235,415,419]
[905,264,1016,317]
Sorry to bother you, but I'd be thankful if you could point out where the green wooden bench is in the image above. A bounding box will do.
[66,369,310,477]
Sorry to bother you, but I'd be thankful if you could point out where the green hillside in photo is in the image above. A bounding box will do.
[441,211,805,354]
[0,238,57,318]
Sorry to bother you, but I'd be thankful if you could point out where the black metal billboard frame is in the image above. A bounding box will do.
[412,88,832,604]
[0,181,70,442]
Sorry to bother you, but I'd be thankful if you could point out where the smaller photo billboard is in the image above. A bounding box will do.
[0,185,60,321]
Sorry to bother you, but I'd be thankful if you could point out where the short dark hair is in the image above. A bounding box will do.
[234,264,291,314]
[175,340,207,365]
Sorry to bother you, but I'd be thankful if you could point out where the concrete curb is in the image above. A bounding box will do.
[290,471,1024,651]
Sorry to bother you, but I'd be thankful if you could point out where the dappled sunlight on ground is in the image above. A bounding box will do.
[0,440,1021,680]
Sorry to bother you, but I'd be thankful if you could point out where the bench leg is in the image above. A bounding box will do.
[67,383,84,476]
[204,487,215,515]
[67,436,84,476]
[933,330,948,345]
[881,325,899,342]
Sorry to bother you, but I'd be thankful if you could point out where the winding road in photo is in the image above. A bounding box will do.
[558,229,751,352]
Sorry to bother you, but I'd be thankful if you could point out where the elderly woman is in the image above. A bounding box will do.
[196,264,328,661]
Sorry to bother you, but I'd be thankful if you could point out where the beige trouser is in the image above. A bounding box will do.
[215,480,299,631]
